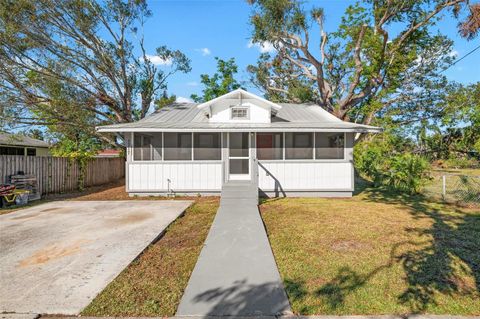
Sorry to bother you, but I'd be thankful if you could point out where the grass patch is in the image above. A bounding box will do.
[260,188,480,315]
[81,196,219,316]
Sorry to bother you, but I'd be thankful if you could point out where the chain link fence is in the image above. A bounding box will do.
[423,173,480,206]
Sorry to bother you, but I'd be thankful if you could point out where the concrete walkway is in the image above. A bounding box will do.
[177,182,291,316]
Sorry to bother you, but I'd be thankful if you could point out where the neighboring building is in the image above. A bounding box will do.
[0,133,50,156]
[96,149,122,158]
[97,89,381,197]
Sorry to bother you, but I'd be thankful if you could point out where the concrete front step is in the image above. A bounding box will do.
[221,183,258,201]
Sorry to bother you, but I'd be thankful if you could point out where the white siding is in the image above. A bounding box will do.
[258,161,353,190]
[128,162,222,192]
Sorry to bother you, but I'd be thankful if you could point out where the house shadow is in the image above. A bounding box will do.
[314,188,480,313]
[258,162,286,198]
[190,279,291,316]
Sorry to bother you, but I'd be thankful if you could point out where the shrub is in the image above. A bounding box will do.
[354,144,385,187]
[383,154,430,194]
[355,137,431,194]
[443,156,480,169]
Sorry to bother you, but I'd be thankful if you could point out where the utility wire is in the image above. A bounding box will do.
[441,43,480,72]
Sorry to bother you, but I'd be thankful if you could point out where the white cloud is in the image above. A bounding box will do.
[176,96,193,103]
[449,50,459,58]
[247,40,276,53]
[187,81,199,86]
[195,48,211,56]
[143,54,172,66]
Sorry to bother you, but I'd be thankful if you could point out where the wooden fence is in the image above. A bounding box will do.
[0,155,125,195]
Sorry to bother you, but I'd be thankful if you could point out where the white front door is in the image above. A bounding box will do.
[228,132,250,180]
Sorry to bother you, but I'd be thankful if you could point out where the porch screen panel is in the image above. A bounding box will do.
[285,132,313,159]
[164,132,192,160]
[194,133,221,160]
[315,133,344,159]
[151,133,162,160]
[230,159,249,174]
[133,132,162,161]
[256,133,283,160]
[229,132,249,157]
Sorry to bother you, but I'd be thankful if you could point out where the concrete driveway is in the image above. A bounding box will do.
[0,200,192,315]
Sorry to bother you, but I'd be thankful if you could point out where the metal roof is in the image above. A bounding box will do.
[0,133,50,148]
[97,102,381,133]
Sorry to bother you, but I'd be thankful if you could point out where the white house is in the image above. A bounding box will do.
[97,89,381,197]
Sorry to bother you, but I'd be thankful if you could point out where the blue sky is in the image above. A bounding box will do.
[141,0,480,102]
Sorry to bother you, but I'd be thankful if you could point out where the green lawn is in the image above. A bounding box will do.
[260,188,480,315]
[81,197,219,316]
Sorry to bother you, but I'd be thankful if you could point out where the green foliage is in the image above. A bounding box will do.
[246,0,470,132]
[443,157,480,169]
[154,91,177,110]
[247,53,316,103]
[50,135,99,191]
[355,135,430,194]
[0,0,190,146]
[383,154,430,194]
[355,144,384,187]
[191,57,241,103]
[416,82,480,162]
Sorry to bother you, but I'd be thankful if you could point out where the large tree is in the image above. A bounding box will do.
[458,2,480,39]
[191,57,242,103]
[0,0,191,146]
[247,0,475,138]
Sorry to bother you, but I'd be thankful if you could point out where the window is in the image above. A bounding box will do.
[0,146,25,155]
[133,133,162,161]
[256,133,283,160]
[285,132,313,159]
[26,148,36,156]
[315,133,345,159]
[164,132,192,160]
[231,107,248,120]
[194,133,221,160]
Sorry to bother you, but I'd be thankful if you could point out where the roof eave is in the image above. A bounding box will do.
[96,126,382,133]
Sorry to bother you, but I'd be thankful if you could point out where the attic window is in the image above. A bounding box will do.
[231,107,248,120]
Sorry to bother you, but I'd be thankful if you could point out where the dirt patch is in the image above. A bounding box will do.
[448,275,477,293]
[105,211,153,226]
[18,239,91,267]
[331,240,368,252]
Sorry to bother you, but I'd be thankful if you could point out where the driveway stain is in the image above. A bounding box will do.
[105,211,152,226]
[11,207,73,220]
[11,212,42,220]
[18,239,91,267]
[41,207,61,213]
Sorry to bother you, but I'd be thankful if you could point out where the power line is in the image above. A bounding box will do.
[441,43,480,73]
